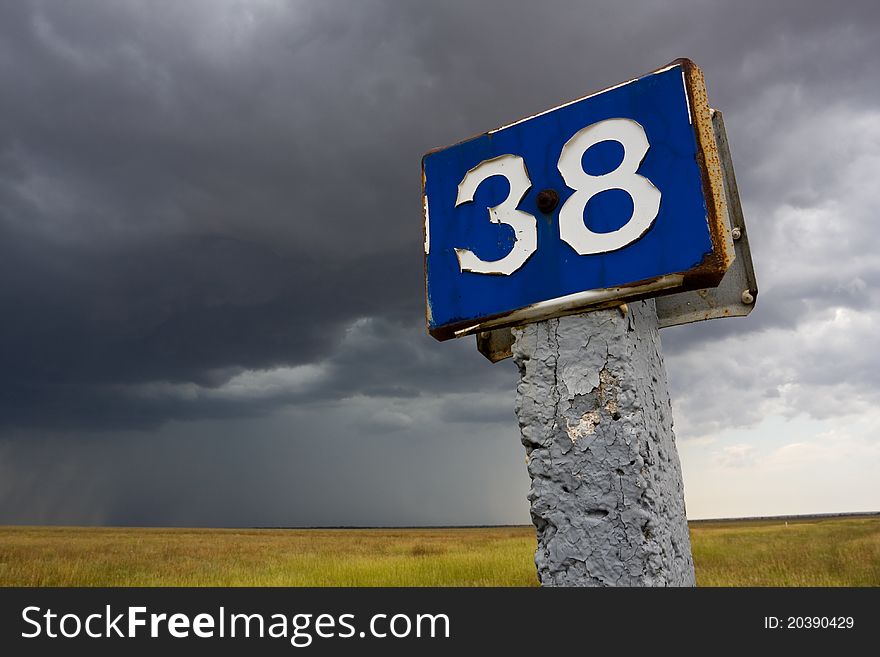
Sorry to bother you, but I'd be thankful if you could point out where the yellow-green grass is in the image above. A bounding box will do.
[0,515,877,586]
[690,515,880,586]
[0,526,536,587]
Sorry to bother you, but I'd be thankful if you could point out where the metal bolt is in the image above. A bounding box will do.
[731,227,742,240]
[741,289,755,305]
[536,189,559,214]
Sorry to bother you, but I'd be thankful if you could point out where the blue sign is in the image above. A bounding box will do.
[423,59,733,340]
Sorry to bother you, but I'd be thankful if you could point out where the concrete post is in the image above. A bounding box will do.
[512,299,695,586]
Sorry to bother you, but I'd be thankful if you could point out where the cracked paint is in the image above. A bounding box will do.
[512,299,695,586]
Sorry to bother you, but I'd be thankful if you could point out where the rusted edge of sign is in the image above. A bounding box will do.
[675,58,735,290]
[424,58,733,341]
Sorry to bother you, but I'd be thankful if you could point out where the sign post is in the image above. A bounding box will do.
[513,300,693,585]
[422,59,756,586]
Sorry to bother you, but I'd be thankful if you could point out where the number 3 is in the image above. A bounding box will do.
[454,118,660,273]
[454,154,536,276]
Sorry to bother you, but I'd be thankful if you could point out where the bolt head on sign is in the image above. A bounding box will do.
[422,58,734,340]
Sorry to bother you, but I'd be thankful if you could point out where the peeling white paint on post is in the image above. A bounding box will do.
[512,300,695,586]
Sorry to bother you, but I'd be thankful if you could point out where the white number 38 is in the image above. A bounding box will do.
[454,118,661,275]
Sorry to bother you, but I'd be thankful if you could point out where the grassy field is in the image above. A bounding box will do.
[0,515,877,586]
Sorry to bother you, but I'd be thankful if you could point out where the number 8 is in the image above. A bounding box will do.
[557,118,661,255]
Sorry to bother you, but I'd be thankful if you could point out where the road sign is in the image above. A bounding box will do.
[422,59,734,340]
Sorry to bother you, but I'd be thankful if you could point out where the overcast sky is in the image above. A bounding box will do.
[1,0,878,526]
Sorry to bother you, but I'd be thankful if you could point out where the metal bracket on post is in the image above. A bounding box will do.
[475,328,515,363]
[476,108,757,363]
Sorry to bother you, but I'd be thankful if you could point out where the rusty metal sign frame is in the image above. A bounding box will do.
[476,108,757,363]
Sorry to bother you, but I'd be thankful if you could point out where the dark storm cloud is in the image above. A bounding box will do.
[0,411,530,527]
[0,0,437,428]
[2,0,880,525]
